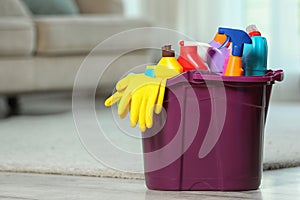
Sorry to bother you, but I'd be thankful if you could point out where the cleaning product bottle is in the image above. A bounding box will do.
[208,33,231,74]
[242,25,268,76]
[157,45,183,74]
[213,33,230,47]
[176,41,212,62]
[218,27,252,76]
[177,41,209,72]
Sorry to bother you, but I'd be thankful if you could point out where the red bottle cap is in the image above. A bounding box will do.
[246,25,261,37]
[249,31,261,37]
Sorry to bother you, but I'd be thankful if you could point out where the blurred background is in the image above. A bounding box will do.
[0,0,299,116]
[128,0,300,101]
[0,0,299,177]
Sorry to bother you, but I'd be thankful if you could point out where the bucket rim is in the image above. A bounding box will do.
[166,70,284,86]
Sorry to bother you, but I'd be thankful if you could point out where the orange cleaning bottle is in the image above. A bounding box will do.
[218,28,252,76]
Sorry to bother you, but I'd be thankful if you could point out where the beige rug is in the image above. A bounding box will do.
[0,95,299,179]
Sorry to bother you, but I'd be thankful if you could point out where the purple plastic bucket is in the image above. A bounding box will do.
[142,70,283,191]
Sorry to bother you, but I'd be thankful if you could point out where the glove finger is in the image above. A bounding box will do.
[146,84,160,129]
[104,91,123,107]
[118,90,132,118]
[139,92,148,132]
[130,91,142,127]
[119,101,130,119]
[116,75,133,91]
[155,78,167,114]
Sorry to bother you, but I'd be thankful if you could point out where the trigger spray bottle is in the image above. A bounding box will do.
[218,27,252,76]
[177,41,209,72]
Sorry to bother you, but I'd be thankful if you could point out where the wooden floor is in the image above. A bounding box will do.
[0,167,299,200]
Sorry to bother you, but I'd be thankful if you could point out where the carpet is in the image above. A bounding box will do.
[0,94,299,179]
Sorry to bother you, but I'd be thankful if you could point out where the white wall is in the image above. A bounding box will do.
[265,0,300,101]
[122,0,141,17]
[123,0,300,101]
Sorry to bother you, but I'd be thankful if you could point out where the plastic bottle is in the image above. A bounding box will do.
[176,41,212,62]
[157,45,183,73]
[242,25,268,76]
[208,33,231,74]
[213,33,230,47]
[218,28,252,76]
[177,41,209,72]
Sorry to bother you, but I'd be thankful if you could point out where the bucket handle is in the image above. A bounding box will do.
[267,69,284,82]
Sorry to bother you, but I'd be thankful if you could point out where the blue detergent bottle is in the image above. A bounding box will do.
[242,25,268,76]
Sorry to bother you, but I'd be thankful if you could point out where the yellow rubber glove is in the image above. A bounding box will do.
[105,74,166,132]
[131,78,167,132]
[104,74,135,119]
[105,66,180,132]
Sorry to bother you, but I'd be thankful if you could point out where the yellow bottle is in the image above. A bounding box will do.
[157,45,183,74]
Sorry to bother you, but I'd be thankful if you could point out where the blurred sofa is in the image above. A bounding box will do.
[0,0,152,115]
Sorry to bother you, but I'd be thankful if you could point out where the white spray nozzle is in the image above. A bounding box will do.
[179,40,213,63]
[180,40,212,49]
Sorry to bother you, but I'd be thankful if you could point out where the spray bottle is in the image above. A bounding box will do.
[242,25,268,76]
[208,33,231,74]
[157,45,183,73]
[177,41,209,72]
[218,27,252,76]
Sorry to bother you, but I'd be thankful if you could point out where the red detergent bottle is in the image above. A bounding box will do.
[177,41,209,72]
